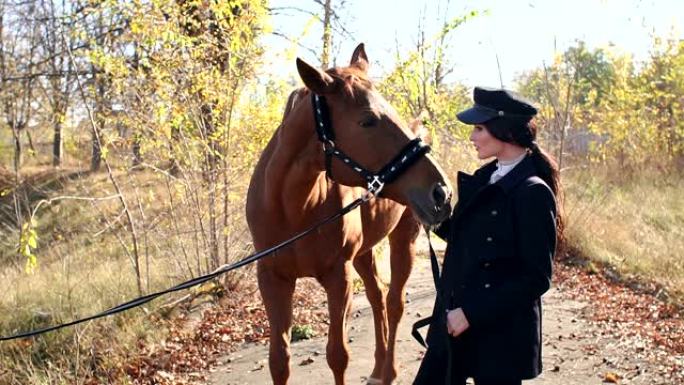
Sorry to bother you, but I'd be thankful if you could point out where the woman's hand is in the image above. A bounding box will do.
[446,308,470,337]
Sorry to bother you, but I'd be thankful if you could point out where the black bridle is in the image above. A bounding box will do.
[311,93,431,200]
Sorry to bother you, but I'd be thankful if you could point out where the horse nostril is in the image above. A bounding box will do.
[432,182,450,210]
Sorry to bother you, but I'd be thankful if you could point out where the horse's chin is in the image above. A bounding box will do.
[408,197,451,226]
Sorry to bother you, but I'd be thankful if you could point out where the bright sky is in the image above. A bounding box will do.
[264,0,683,89]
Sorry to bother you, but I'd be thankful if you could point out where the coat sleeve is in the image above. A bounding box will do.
[460,183,557,328]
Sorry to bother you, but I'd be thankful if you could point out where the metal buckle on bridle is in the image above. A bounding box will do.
[323,139,335,155]
[362,175,385,202]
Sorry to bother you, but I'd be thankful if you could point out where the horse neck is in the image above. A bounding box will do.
[265,96,332,220]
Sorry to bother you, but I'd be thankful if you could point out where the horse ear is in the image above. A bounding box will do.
[296,57,336,94]
[350,43,369,72]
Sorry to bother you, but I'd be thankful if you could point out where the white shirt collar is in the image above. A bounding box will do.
[489,152,527,184]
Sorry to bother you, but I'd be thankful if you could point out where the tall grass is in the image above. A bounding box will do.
[0,166,254,384]
[563,166,684,301]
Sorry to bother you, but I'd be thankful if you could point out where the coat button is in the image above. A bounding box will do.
[484,283,491,289]
[486,236,493,242]
[491,210,498,216]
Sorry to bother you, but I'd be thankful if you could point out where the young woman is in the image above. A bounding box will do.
[414,87,563,385]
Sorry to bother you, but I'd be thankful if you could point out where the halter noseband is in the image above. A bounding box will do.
[311,93,431,200]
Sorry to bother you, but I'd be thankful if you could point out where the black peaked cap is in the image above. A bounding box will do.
[457,86,538,124]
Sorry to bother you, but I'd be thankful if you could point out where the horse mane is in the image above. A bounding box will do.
[282,88,309,122]
[325,66,373,101]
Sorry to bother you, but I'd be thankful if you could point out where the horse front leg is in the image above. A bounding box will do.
[258,264,296,385]
[382,210,420,385]
[320,259,354,385]
[352,249,388,383]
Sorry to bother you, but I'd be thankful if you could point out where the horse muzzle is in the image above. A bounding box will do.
[407,182,453,226]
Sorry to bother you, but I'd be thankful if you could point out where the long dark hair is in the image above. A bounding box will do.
[485,117,565,242]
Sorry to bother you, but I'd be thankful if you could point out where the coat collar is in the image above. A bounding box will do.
[458,154,537,197]
[494,154,537,194]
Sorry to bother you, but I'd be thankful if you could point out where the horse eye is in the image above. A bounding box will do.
[359,116,379,127]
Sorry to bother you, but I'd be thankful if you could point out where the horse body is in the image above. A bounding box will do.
[246,45,452,385]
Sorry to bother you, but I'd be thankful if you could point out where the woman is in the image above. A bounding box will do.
[414,87,563,385]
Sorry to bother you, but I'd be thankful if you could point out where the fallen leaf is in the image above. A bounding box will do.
[603,371,621,383]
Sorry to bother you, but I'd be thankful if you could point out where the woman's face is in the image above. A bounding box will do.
[470,124,505,159]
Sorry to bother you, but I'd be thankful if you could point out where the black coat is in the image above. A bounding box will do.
[414,155,557,384]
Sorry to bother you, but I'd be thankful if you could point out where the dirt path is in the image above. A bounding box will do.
[207,239,683,385]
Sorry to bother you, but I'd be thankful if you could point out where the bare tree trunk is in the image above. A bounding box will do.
[131,42,142,168]
[201,103,218,176]
[321,0,332,68]
[91,118,102,171]
[11,125,22,172]
[132,134,142,167]
[2,1,38,173]
[53,117,63,166]
[50,90,70,169]
[50,97,70,169]
[90,68,106,171]
[90,11,106,172]
[200,103,220,270]
[419,29,430,114]
[222,81,238,267]
[47,0,73,168]
[208,175,219,270]
[169,125,180,176]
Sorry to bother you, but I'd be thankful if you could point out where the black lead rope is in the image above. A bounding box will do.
[411,227,443,347]
[413,227,454,385]
[0,197,367,342]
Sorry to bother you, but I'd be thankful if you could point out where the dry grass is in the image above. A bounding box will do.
[563,167,684,302]
[0,164,253,384]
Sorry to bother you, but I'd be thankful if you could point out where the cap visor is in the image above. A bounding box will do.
[456,106,496,124]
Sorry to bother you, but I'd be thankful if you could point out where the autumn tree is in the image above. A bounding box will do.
[516,41,617,168]
[36,0,77,167]
[379,9,477,139]
[0,0,40,173]
[96,0,268,272]
[517,38,684,171]
[637,38,684,162]
[376,8,479,173]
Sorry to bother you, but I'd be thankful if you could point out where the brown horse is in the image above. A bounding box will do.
[246,44,453,385]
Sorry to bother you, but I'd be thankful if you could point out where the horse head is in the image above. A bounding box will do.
[296,43,453,225]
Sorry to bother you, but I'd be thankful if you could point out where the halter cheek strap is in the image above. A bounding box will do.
[311,93,431,199]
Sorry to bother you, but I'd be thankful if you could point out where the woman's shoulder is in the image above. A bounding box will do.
[521,175,551,189]
[514,175,555,203]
